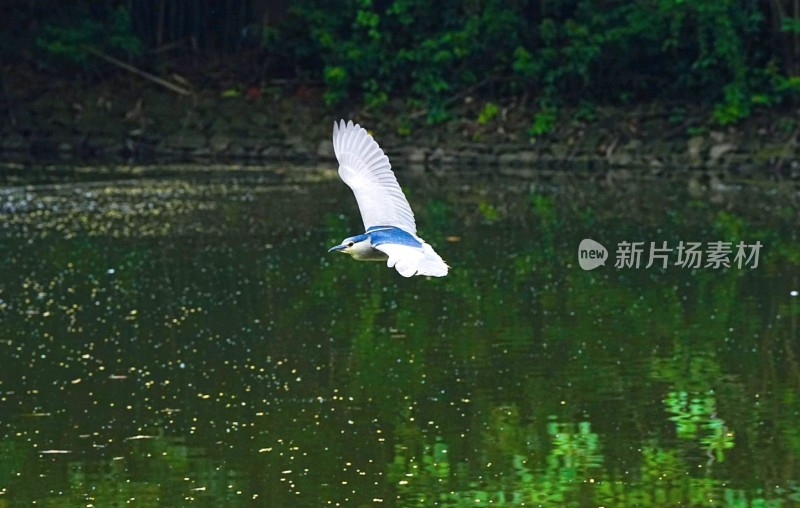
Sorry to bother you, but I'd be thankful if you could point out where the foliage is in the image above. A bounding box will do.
[283,0,525,120]
[279,0,799,124]
[36,5,141,67]
[477,102,500,125]
[528,103,558,139]
[323,65,349,105]
[477,199,499,223]
[13,0,800,124]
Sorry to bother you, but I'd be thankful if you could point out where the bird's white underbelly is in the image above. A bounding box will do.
[351,247,389,262]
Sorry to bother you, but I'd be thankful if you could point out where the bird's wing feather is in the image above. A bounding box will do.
[333,120,417,234]
[374,242,449,278]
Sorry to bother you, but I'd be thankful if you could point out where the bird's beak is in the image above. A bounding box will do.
[328,244,346,253]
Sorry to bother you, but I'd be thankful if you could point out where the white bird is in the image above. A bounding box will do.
[328,120,449,277]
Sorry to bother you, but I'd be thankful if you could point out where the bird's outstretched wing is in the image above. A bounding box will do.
[374,242,449,278]
[333,120,417,235]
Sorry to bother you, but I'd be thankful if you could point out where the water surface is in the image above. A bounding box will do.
[1,163,799,506]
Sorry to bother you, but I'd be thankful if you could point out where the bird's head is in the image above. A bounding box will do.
[328,235,370,258]
[328,235,369,256]
[328,237,356,255]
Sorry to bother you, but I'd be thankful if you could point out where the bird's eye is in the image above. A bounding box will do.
[347,242,354,247]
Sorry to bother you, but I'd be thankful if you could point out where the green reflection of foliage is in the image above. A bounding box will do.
[547,420,602,475]
[529,193,558,263]
[724,488,785,508]
[654,342,737,462]
[425,199,453,235]
[0,442,26,494]
[662,388,735,463]
[516,419,603,505]
[387,416,602,507]
[2,436,247,506]
[664,390,715,439]
[477,199,499,223]
[387,437,452,506]
[702,414,735,463]
[713,210,748,243]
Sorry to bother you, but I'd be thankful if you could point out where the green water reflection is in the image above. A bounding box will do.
[1,165,799,506]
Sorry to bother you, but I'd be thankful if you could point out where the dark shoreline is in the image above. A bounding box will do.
[2,68,799,177]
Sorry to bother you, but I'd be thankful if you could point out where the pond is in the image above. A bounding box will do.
[1,162,799,506]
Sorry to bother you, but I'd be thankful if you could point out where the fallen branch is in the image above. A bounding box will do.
[82,46,192,96]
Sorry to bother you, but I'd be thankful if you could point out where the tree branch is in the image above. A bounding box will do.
[82,46,192,96]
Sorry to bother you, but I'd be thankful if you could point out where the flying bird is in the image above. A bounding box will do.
[328,120,449,277]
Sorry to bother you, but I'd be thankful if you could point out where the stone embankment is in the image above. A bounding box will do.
[2,84,798,177]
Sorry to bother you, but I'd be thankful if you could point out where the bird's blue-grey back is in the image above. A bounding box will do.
[366,226,423,248]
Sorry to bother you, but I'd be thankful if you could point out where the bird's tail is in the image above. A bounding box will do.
[390,243,449,277]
